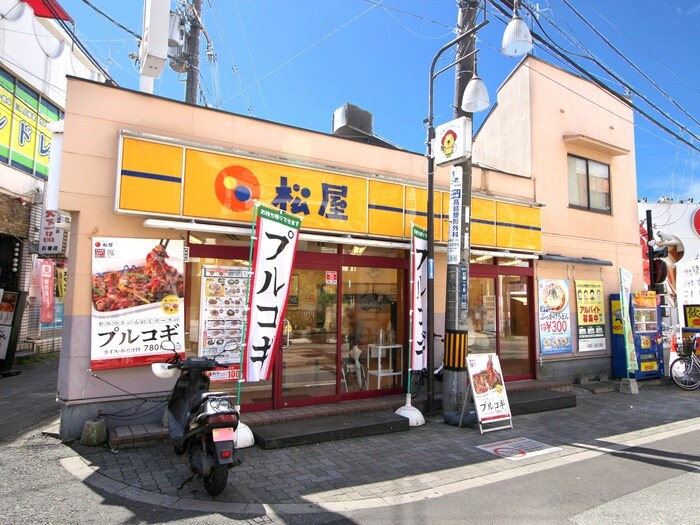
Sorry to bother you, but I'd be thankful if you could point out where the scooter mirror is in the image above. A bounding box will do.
[151,362,178,379]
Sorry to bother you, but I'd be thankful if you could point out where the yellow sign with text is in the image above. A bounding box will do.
[117,134,541,248]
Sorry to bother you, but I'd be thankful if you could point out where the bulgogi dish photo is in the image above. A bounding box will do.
[471,355,504,395]
[92,243,184,312]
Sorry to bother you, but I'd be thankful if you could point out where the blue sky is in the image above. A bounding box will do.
[57,1,699,201]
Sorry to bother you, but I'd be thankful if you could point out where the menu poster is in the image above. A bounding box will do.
[467,353,512,433]
[90,238,185,370]
[199,265,248,381]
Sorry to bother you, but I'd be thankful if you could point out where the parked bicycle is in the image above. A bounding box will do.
[410,334,444,398]
[670,330,700,390]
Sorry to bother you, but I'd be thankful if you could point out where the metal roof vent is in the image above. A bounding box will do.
[332,103,374,139]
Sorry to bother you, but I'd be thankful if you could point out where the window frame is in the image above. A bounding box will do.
[567,154,611,214]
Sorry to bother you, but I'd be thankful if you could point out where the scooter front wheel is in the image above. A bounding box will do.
[203,463,228,497]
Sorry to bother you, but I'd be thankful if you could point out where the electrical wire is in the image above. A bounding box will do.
[359,0,453,30]
[577,0,700,99]
[530,5,700,146]
[41,0,115,85]
[78,0,141,41]
[206,0,256,115]
[490,0,700,155]
[232,0,269,119]
[228,0,385,105]
[557,0,700,139]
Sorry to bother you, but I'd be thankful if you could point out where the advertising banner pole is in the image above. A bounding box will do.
[232,202,260,448]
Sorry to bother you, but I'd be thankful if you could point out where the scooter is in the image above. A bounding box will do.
[152,347,240,497]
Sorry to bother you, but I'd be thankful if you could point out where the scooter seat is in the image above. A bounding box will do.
[195,391,232,404]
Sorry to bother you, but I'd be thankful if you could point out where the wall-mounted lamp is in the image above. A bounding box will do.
[14,188,42,206]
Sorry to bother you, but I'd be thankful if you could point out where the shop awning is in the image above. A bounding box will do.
[539,253,613,266]
[142,218,410,249]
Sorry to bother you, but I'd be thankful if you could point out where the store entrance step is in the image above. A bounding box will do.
[508,389,577,415]
[252,410,410,449]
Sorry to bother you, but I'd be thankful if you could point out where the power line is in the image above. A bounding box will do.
[488,0,700,155]
[558,0,700,132]
[578,0,699,98]
[206,0,256,115]
[78,0,141,41]
[43,0,115,85]
[225,0,385,104]
[359,0,454,31]
[530,3,700,146]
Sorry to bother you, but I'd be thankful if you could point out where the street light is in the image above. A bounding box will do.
[502,0,534,57]
[425,19,489,414]
[425,4,533,415]
[461,52,490,113]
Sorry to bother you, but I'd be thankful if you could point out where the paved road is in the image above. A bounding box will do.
[1,355,699,524]
[0,353,60,443]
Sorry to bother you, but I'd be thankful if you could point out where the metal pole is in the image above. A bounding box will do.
[185,0,202,105]
[425,19,488,414]
[442,0,479,417]
[646,209,655,285]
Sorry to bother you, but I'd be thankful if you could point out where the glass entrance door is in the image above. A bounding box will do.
[280,268,338,406]
[498,274,533,377]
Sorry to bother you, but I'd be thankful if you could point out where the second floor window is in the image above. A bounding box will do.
[567,155,610,213]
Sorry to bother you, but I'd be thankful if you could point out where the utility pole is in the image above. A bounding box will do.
[185,0,202,105]
[442,0,479,416]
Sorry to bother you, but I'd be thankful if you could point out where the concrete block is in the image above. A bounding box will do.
[620,378,639,394]
[80,418,107,446]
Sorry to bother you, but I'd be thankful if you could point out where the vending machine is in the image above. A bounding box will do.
[610,292,664,379]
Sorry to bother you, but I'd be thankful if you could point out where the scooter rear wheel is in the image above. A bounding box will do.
[203,464,228,497]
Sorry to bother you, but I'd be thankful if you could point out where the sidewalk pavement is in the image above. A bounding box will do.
[49,379,700,516]
[4,354,699,517]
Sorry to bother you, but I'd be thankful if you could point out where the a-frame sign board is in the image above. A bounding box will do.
[460,353,513,434]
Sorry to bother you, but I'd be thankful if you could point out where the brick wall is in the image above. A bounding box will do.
[0,193,31,237]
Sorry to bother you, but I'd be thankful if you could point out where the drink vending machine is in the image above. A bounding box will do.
[610,291,664,379]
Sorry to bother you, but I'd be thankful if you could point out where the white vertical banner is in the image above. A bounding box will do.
[244,204,302,382]
[411,225,428,371]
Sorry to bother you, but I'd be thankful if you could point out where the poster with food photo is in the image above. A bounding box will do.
[538,279,573,354]
[199,265,248,381]
[467,353,511,425]
[90,238,185,370]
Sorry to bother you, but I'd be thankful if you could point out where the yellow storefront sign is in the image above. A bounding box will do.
[182,149,368,233]
[0,87,12,161]
[117,133,541,249]
[119,138,183,215]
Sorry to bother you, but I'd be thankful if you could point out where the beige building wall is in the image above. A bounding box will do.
[476,57,643,378]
